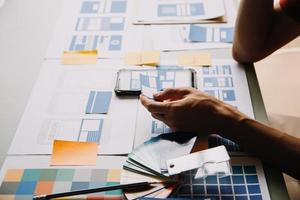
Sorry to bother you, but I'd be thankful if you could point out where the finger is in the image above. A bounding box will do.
[153,87,192,101]
[151,113,167,122]
[140,95,170,114]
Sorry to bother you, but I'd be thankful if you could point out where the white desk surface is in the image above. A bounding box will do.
[0,0,61,166]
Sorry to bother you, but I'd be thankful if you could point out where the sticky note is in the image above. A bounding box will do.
[50,140,97,166]
[86,91,112,114]
[124,51,160,66]
[61,50,97,65]
[178,53,212,67]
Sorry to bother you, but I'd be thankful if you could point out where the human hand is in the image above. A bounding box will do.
[140,87,247,136]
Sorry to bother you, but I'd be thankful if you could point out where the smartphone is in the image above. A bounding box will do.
[115,68,197,96]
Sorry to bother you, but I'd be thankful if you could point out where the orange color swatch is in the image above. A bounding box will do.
[34,181,54,195]
[50,140,97,166]
[61,50,98,65]
[4,169,23,182]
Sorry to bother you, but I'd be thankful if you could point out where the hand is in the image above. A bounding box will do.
[140,87,247,136]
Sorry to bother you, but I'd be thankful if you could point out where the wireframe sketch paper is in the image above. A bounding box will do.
[150,0,236,51]
[8,60,139,155]
[46,0,144,59]
[134,0,226,24]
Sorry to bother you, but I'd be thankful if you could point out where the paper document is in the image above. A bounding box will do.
[150,0,236,51]
[8,60,139,155]
[46,0,144,59]
[137,157,271,200]
[134,0,226,24]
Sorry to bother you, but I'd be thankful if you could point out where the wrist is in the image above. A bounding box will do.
[216,104,249,139]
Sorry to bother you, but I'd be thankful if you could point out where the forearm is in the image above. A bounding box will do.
[222,118,300,180]
[233,0,300,63]
[233,0,274,62]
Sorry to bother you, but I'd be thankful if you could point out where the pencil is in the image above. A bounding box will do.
[32,181,170,200]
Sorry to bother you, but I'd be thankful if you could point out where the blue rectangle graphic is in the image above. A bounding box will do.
[86,91,112,114]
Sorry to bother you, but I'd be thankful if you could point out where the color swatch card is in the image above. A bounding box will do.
[8,60,139,155]
[134,0,226,24]
[46,0,144,59]
[121,134,197,200]
[0,156,127,200]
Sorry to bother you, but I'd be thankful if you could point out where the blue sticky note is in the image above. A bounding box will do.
[86,91,112,114]
[189,25,207,42]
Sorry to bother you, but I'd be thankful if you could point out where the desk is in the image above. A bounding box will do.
[0,0,290,199]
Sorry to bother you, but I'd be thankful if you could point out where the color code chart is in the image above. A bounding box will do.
[172,160,270,200]
[0,168,122,199]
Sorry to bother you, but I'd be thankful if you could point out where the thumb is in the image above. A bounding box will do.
[154,87,191,101]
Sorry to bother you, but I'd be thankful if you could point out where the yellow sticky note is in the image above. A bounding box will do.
[124,51,160,66]
[50,140,97,166]
[141,51,160,66]
[178,53,212,67]
[61,50,98,65]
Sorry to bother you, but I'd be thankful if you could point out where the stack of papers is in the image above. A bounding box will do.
[121,134,197,200]
[134,0,227,24]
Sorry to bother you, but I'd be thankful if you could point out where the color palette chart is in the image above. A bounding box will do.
[0,168,122,199]
[172,161,269,200]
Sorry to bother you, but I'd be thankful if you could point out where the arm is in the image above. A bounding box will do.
[140,88,300,180]
[233,0,300,63]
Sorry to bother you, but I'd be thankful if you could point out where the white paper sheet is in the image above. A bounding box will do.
[150,0,237,51]
[8,60,139,155]
[46,0,144,59]
[134,0,226,24]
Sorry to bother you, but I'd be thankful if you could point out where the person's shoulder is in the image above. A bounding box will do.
[279,0,300,23]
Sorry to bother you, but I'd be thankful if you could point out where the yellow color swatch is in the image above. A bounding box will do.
[61,50,98,65]
[4,169,23,182]
[178,53,212,67]
[124,51,160,66]
[107,169,121,182]
[50,140,97,166]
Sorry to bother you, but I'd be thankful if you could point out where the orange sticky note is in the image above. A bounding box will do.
[178,53,212,67]
[50,140,97,166]
[61,50,98,65]
[124,51,160,66]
